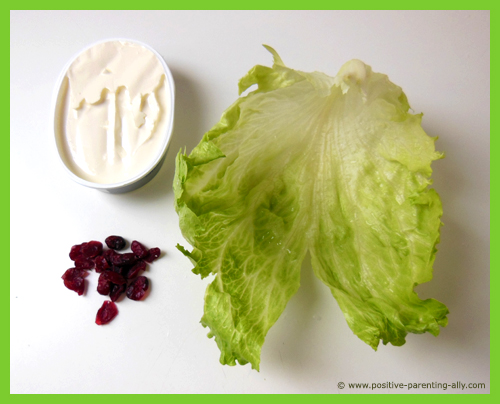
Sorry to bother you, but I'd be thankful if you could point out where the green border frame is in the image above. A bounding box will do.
[8,2,493,398]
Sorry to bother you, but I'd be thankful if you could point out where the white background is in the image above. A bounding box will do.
[10,10,490,394]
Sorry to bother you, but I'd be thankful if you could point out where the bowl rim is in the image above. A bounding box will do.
[51,37,175,190]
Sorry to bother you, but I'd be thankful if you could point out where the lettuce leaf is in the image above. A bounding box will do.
[174,46,448,370]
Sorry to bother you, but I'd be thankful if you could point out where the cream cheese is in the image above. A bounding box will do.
[55,40,172,184]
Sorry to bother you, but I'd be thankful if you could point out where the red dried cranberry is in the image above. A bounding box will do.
[144,247,161,263]
[105,235,126,251]
[75,257,95,270]
[94,255,110,273]
[111,265,127,276]
[126,276,149,301]
[131,240,149,259]
[103,249,117,264]
[62,268,88,296]
[81,241,103,258]
[109,283,126,302]
[111,252,137,267]
[125,260,147,279]
[69,242,87,261]
[62,268,88,280]
[102,270,126,285]
[95,301,118,325]
[63,278,86,296]
[97,272,111,295]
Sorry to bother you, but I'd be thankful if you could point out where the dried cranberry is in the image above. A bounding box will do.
[109,283,126,302]
[103,249,117,264]
[62,268,88,280]
[131,240,149,259]
[125,260,147,279]
[63,278,85,296]
[69,242,87,261]
[144,247,161,263]
[111,252,137,267]
[111,265,127,276]
[81,241,103,258]
[126,276,149,301]
[62,268,88,296]
[105,235,126,251]
[94,255,110,273]
[102,270,126,285]
[97,272,111,295]
[95,301,118,325]
[75,257,95,270]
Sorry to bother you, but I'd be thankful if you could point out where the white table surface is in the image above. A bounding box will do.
[10,10,490,394]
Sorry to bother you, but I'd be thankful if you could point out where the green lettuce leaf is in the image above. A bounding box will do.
[174,46,448,370]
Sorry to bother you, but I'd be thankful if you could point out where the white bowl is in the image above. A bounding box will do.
[52,38,175,193]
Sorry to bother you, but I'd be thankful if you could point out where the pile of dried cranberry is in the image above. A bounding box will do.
[61,236,161,325]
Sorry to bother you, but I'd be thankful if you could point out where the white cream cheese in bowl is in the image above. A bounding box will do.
[53,39,174,193]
